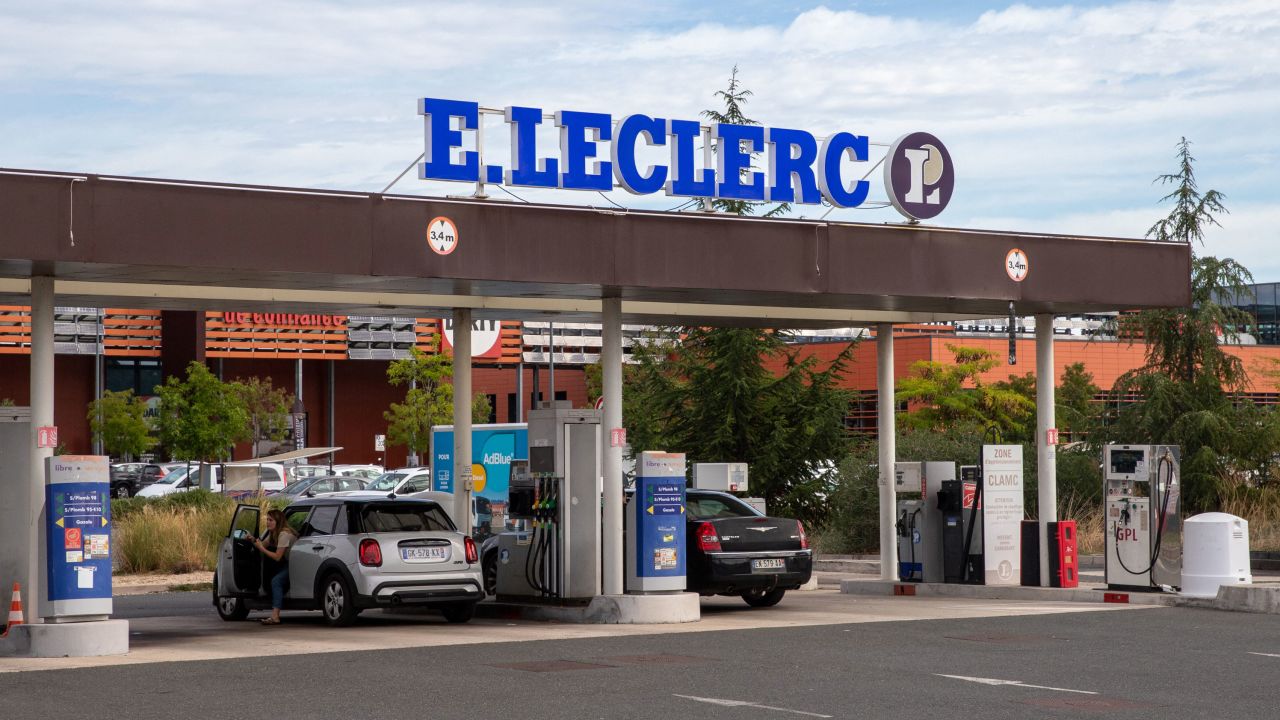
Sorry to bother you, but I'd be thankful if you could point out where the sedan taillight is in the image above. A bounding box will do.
[797,521,809,550]
[359,538,382,567]
[464,536,478,564]
[695,522,722,552]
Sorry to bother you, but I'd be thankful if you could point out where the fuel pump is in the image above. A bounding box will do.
[494,403,601,602]
[893,461,955,582]
[1104,445,1182,590]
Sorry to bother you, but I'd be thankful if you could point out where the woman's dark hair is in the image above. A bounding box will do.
[265,509,296,546]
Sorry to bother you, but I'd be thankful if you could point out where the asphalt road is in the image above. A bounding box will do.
[5,594,1279,719]
[111,591,215,619]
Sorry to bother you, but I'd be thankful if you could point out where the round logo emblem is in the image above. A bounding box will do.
[884,132,954,221]
[1005,248,1029,282]
[471,463,487,493]
[427,216,457,255]
[443,318,503,357]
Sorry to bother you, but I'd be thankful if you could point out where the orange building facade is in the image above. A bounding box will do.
[778,328,1280,433]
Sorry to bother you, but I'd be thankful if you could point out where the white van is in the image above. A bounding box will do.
[134,462,285,497]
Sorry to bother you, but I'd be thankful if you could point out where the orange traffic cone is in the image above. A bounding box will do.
[2,582,23,636]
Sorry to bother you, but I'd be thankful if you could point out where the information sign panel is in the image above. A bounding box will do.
[981,445,1024,586]
[44,455,113,618]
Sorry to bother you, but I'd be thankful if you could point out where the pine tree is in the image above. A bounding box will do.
[1106,138,1259,510]
[699,66,790,217]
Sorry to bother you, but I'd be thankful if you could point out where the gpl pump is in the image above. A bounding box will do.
[1104,445,1182,590]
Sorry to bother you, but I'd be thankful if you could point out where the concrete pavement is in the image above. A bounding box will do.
[0,588,1139,673]
[1,602,1275,720]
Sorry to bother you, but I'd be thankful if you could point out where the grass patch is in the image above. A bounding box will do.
[168,582,215,592]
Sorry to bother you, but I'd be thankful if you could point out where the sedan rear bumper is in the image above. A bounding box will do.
[688,549,813,595]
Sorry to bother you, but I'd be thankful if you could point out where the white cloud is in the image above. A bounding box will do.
[0,0,1276,257]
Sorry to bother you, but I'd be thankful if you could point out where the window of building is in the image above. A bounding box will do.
[105,358,162,395]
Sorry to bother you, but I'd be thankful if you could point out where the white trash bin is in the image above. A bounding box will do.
[1180,512,1251,598]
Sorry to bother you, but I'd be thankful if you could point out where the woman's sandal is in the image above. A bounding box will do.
[260,618,281,626]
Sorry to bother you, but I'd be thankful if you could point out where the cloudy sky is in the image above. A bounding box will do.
[3,1,1277,276]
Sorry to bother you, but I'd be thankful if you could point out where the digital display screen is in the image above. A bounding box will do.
[1109,449,1145,475]
[529,445,555,475]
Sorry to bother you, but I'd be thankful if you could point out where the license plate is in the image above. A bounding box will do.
[401,546,447,561]
[752,558,785,572]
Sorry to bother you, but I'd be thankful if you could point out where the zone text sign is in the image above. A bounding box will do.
[418,98,952,219]
[981,445,1024,587]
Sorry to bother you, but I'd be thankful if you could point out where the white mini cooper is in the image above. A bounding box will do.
[213,497,484,626]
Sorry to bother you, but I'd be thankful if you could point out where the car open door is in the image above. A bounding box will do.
[218,504,262,596]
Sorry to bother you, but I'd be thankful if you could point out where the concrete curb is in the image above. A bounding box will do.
[0,620,130,657]
[839,578,1177,607]
[1177,584,1280,614]
[476,593,701,624]
[114,584,186,596]
[815,554,1105,574]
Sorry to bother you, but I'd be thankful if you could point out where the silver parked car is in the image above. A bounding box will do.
[213,496,483,626]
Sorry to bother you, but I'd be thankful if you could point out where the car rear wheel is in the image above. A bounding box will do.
[213,573,250,621]
[320,573,360,627]
[441,601,476,624]
[741,588,786,608]
[482,550,497,596]
[115,485,131,499]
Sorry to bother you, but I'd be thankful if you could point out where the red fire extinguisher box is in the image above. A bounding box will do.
[1019,520,1079,588]
[1051,520,1079,588]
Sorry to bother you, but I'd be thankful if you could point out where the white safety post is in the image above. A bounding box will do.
[601,297,624,595]
[877,324,898,582]
[1036,314,1057,587]
[452,308,473,534]
[30,276,54,619]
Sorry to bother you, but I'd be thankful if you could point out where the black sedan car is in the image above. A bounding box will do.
[110,462,168,498]
[681,489,812,607]
[478,489,812,608]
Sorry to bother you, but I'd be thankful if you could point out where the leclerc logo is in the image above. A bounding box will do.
[885,132,954,221]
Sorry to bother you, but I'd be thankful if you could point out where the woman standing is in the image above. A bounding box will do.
[251,509,297,626]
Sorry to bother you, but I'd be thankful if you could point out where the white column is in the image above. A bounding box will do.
[877,324,898,582]
[601,297,624,595]
[452,308,473,535]
[1036,314,1057,587]
[30,276,55,619]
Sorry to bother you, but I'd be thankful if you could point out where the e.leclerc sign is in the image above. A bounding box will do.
[417,98,953,220]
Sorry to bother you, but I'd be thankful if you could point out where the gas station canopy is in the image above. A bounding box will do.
[0,170,1190,324]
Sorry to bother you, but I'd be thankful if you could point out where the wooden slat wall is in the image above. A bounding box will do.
[205,312,348,359]
[103,309,162,357]
[0,305,30,354]
[0,306,161,356]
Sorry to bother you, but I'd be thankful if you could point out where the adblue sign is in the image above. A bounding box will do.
[418,98,952,220]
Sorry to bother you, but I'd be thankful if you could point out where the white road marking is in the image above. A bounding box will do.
[1248,652,1280,658]
[673,694,833,718]
[936,674,1098,695]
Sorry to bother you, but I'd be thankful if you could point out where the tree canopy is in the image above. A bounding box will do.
[624,327,856,523]
[384,342,491,463]
[1105,138,1268,510]
[895,345,1036,442]
[87,389,154,461]
[235,377,293,458]
[153,362,249,462]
